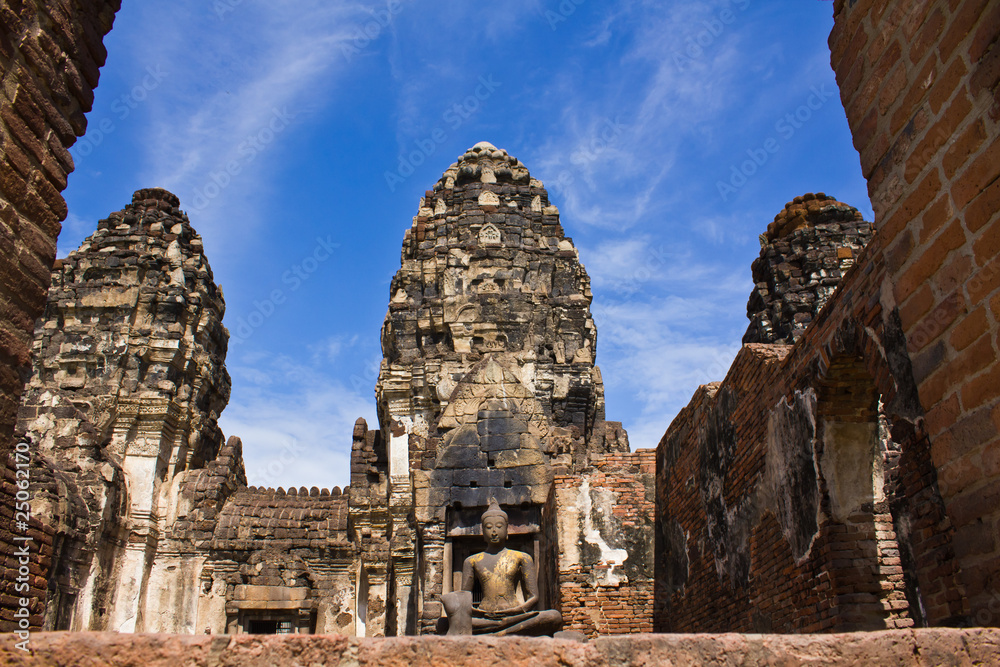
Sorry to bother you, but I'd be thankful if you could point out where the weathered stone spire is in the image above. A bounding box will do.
[377,141,623,477]
[17,187,232,631]
[370,141,629,635]
[744,193,873,345]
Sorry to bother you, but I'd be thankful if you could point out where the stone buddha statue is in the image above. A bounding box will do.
[441,499,563,636]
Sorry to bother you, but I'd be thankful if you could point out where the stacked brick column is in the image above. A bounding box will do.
[830,0,1000,624]
[1,0,121,632]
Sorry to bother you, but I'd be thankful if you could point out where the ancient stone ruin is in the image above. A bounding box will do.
[16,188,233,631]
[2,0,999,659]
[14,145,655,637]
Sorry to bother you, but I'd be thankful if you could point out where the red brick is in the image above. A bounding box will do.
[867,40,903,108]
[918,195,954,244]
[904,92,972,183]
[909,7,946,64]
[961,361,1000,411]
[938,0,991,64]
[949,483,1000,529]
[950,306,990,351]
[895,218,967,301]
[878,62,909,116]
[883,167,940,245]
[919,356,958,408]
[829,5,869,70]
[946,333,996,394]
[953,133,1000,210]
[938,252,974,298]
[971,42,1000,120]
[2,140,32,181]
[983,438,1000,477]
[890,57,939,136]
[937,450,982,498]
[900,284,936,327]
[966,174,1000,234]
[966,258,1000,304]
[943,118,987,181]
[0,106,48,178]
[972,220,1000,266]
[886,229,914,273]
[928,57,969,115]
[969,1,1000,62]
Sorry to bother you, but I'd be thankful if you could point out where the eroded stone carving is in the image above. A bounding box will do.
[17,188,232,631]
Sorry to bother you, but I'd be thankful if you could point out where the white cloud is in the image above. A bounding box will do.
[118,1,392,255]
[580,237,751,301]
[308,334,361,365]
[592,257,749,450]
[523,1,774,232]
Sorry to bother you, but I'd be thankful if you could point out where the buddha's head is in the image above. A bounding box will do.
[481,497,509,547]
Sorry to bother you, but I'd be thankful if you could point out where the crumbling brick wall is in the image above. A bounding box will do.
[0,0,121,632]
[829,0,1000,624]
[197,484,356,635]
[656,0,999,633]
[556,450,655,637]
[656,221,964,631]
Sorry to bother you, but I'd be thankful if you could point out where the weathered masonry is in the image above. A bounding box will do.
[656,0,999,632]
[1,0,998,640]
[15,146,656,637]
[1,0,122,631]
[658,194,938,631]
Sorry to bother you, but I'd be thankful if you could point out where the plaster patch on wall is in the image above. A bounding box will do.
[580,479,628,587]
[765,388,821,563]
[820,421,877,522]
[556,484,582,567]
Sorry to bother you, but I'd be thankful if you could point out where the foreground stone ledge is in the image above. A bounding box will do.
[3,629,999,666]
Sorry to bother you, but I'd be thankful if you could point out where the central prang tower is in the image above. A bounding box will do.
[378,140,621,472]
[349,142,635,635]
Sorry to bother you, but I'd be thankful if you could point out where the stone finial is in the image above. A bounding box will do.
[435,141,531,189]
[131,187,180,206]
[763,193,864,242]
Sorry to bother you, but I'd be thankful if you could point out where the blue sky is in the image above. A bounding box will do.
[60,0,872,490]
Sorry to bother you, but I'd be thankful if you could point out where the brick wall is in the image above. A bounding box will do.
[656,228,965,630]
[0,0,121,458]
[830,0,1000,624]
[1,450,54,631]
[655,0,998,633]
[0,0,121,632]
[556,450,656,637]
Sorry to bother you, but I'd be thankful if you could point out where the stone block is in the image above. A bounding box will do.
[446,424,479,446]
[477,417,527,435]
[480,433,522,452]
[436,444,487,469]
[495,449,545,468]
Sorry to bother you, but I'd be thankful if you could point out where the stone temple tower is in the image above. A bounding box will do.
[353,141,639,636]
[376,140,622,475]
[17,188,232,631]
[744,193,873,345]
